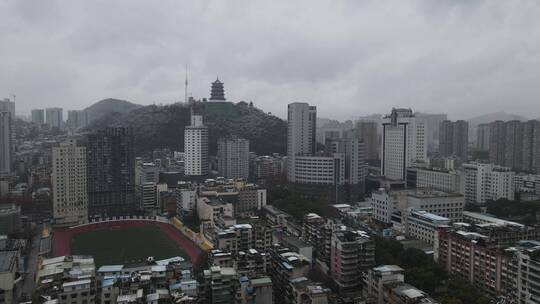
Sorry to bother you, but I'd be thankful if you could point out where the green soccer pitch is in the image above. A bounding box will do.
[70,225,188,266]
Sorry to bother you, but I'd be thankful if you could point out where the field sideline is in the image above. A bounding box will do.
[52,220,204,265]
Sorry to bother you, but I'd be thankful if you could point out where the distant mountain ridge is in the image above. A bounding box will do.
[467,112,528,126]
[84,98,142,121]
[85,100,287,156]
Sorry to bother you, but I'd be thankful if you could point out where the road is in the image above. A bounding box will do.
[18,226,41,302]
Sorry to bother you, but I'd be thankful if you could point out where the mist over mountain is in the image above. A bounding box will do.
[84,98,142,121]
[467,112,528,126]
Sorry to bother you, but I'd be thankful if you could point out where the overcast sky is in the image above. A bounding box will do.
[2,1,540,120]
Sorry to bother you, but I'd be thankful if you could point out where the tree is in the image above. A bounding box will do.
[472,150,489,161]
[405,267,437,294]
[374,237,404,265]
[464,203,481,212]
[440,297,463,304]
[374,237,486,303]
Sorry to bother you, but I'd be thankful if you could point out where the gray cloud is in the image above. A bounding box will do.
[1,0,540,120]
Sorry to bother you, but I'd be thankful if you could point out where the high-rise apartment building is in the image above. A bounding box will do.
[184,112,209,177]
[381,108,427,180]
[354,121,378,161]
[476,123,490,151]
[462,162,514,204]
[46,107,63,129]
[439,120,468,160]
[522,120,540,173]
[52,139,88,226]
[504,120,524,170]
[0,112,12,176]
[0,99,15,119]
[31,109,45,124]
[67,110,90,129]
[489,120,507,165]
[488,120,540,172]
[217,136,250,179]
[87,127,135,217]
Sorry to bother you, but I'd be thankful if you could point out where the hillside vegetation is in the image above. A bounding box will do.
[86,100,287,156]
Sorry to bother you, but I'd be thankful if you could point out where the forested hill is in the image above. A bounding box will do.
[85,100,287,156]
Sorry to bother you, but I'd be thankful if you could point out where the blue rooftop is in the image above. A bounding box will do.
[98,265,124,273]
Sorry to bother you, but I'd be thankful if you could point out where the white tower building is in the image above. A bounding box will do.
[462,162,514,204]
[0,98,15,118]
[52,139,88,226]
[381,108,427,180]
[287,102,317,182]
[184,111,209,177]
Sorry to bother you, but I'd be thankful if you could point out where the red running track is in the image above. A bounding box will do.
[52,220,205,265]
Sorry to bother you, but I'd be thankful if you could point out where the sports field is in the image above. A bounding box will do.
[70,225,188,266]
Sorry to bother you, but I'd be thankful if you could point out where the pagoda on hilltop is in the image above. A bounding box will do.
[209,77,226,101]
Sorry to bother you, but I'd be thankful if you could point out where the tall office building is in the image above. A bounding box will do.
[381,108,427,180]
[287,103,365,203]
[0,98,15,118]
[184,111,209,177]
[0,112,12,176]
[31,109,45,124]
[415,113,447,152]
[476,123,490,150]
[217,136,250,179]
[209,78,226,101]
[87,127,135,217]
[354,121,378,161]
[67,110,90,129]
[326,135,367,199]
[46,107,63,129]
[439,120,468,160]
[287,102,317,182]
[343,138,367,186]
[52,139,88,226]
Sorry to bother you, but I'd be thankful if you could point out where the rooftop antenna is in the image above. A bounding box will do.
[186,64,194,124]
[185,64,189,104]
